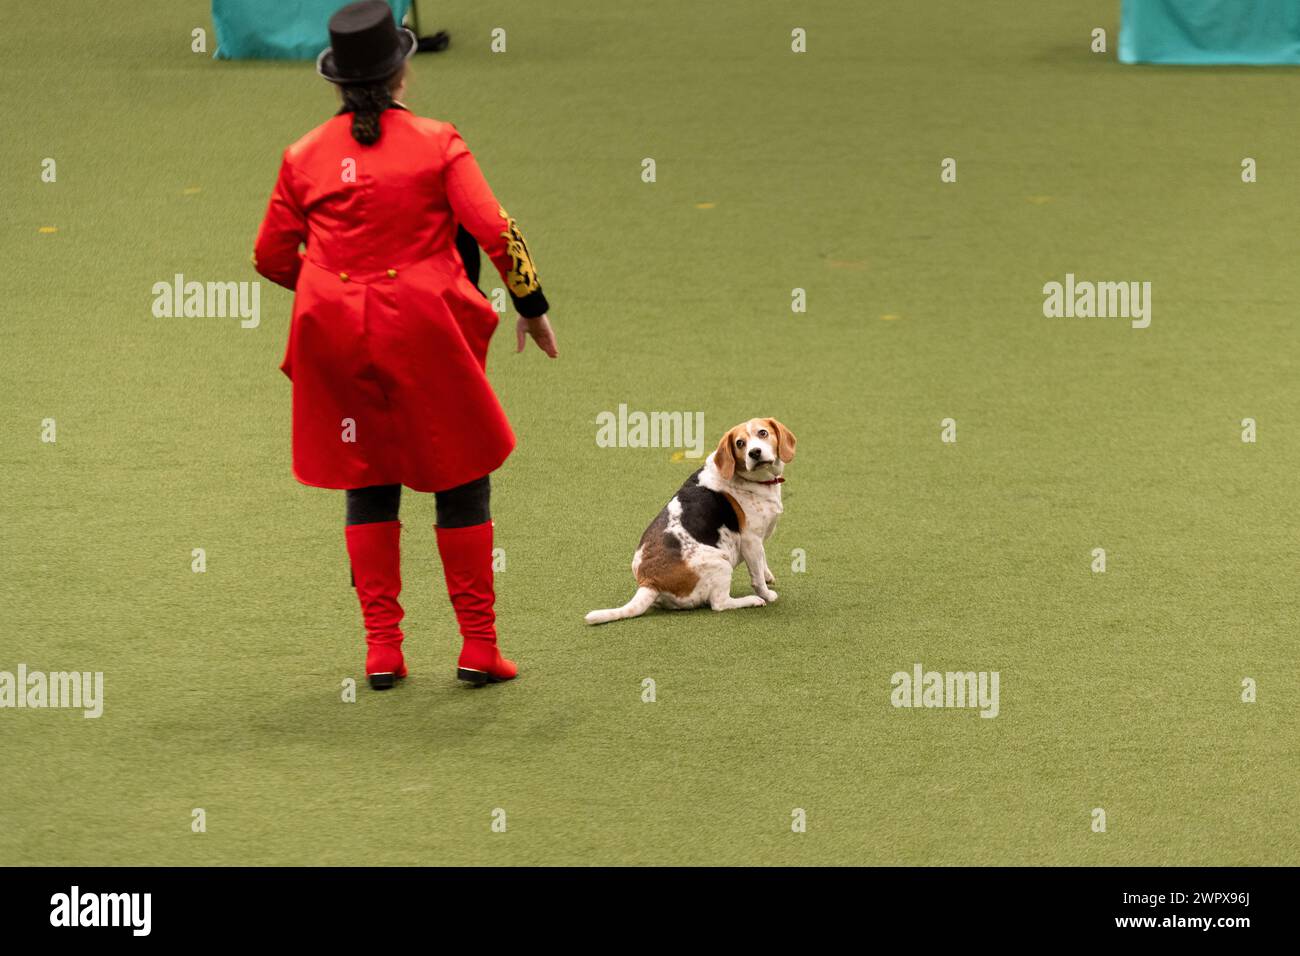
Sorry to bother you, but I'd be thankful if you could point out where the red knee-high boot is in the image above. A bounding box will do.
[435,521,517,685]
[345,520,407,690]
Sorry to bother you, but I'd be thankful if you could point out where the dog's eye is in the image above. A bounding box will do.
[735,439,746,448]
[757,429,768,438]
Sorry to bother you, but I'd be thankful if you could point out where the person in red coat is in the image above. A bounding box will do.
[253,1,557,690]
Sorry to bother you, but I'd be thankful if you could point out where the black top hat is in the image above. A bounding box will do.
[317,1,416,85]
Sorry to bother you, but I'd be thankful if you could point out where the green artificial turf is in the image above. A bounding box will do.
[1,0,1297,866]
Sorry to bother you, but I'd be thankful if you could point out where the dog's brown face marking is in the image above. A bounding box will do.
[635,511,700,597]
[765,418,797,463]
[712,425,744,481]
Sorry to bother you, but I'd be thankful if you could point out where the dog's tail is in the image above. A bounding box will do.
[585,586,658,625]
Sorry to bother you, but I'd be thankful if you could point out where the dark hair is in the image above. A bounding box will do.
[337,69,402,145]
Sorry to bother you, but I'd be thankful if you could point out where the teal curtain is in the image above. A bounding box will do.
[1120,0,1300,64]
[213,0,412,61]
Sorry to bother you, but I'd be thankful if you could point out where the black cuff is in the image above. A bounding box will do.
[455,225,481,288]
[512,287,549,319]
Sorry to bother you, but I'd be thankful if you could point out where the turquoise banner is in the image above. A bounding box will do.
[213,0,412,61]
[1120,0,1300,64]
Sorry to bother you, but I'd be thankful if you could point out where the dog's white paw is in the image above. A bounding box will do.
[764,570,777,586]
[758,589,778,604]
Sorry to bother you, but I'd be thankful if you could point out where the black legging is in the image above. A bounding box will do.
[345,475,490,528]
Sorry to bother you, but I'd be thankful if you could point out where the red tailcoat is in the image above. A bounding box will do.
[253,108,547,493]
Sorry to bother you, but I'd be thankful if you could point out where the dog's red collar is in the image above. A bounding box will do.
[757,477,785,485]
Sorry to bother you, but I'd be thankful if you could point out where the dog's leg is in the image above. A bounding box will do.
[709,591,766,611]
[695,557,763,610]
[762,522,779,585]
[738,537,778,603]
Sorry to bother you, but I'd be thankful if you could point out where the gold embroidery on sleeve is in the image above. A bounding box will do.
[498,207,540,297]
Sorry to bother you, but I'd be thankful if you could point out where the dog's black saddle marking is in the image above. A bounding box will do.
[675,469,740,548]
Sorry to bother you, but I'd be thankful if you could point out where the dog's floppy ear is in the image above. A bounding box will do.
[768,418,797,463]
[713,427,738,481]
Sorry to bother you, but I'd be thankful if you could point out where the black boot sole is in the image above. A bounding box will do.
[368,672,400,690]
[457,667,514,687]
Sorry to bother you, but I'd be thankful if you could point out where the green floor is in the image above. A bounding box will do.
[2,1,1296,866]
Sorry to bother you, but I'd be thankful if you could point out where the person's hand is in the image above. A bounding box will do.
[516,313,558,358]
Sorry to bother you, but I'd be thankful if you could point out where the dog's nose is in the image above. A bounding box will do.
[748,447,763,461]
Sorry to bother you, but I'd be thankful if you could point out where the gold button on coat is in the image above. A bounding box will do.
[387,269,397,278]
[339,272,349,282]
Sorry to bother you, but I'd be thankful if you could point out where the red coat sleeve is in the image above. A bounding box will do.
[253,151,307,291]
[443,126,549,318]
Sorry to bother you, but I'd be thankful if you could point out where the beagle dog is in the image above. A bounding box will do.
[585,418,796,625]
